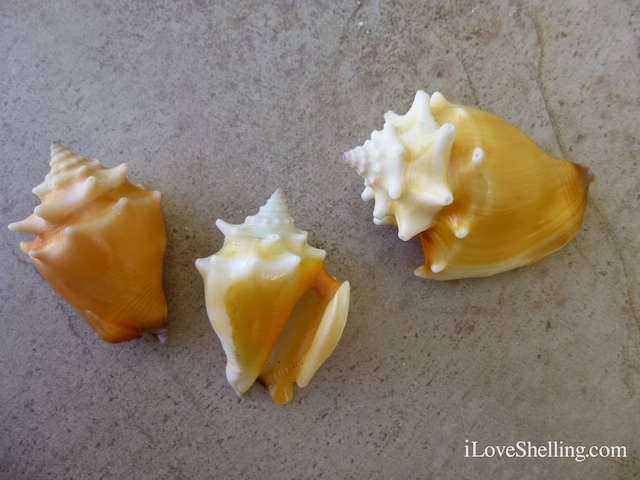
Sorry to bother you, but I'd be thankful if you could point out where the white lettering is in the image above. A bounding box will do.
[516,440,527,457]
[464,440,627,463]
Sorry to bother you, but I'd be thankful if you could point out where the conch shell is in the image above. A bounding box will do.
[8,143,168,343]
[196,188,350,404]
[343,90,594,280]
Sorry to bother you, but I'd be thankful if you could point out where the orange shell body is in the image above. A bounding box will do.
[9,143,168,343]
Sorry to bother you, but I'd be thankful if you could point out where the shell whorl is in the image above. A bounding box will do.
[9,143,132,234]
[214,188,321,258]
[343,90,455,240]
[8,143,168,343]
[343,90,593,280]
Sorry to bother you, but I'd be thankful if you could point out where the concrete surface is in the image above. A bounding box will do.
[1,1,639,478]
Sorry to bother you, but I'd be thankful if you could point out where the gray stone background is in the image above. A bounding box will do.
[1,1,638,478]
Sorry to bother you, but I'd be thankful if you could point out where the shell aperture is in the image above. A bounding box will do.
[196,188,350,404]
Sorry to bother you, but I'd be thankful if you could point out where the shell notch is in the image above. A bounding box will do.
[8,143,168,343]
[196,188,350,404]
[343,90,594,280]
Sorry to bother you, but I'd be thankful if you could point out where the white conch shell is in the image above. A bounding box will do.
[343,91,594,280]
[196,188,350,404]
[8,143,168,343]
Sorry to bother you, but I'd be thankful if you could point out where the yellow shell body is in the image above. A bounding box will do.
[9,143,168,343]
[196,188,350,404]
[343,91,593,280]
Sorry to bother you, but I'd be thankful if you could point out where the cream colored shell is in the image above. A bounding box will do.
[343,91,593,280]
[196,188,350,404]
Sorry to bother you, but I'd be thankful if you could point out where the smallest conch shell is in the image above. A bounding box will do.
[196,188,350,404]
[8,143,168,343]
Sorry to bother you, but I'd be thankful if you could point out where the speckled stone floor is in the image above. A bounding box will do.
[1,1,639,478]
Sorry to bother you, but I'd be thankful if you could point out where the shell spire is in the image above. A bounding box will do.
[9,143,168,343]
[215,187,306,243]
[343,90,593,280]
[250,186,292,224]
[343,91,455,241]
[196,189,350,404]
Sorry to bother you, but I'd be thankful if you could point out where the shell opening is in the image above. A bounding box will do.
[196,189,349,404]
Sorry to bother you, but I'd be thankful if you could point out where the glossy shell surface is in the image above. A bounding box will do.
[9,143,168,343]
[196,188,350,404]
[343,91,593,280]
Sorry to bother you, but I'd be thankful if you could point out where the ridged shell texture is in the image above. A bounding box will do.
[9,143,168,343]
[343,91,594,280]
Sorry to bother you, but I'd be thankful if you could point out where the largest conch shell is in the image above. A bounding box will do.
[8,143,168,343]
[343,91,594,280]
[196,188,350,404]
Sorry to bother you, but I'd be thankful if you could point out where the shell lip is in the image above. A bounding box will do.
[197,190,349,404]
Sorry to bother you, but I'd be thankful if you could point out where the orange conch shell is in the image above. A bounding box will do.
[343,91,594,280]
[8,143,168,343]
[196,188,350,404]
